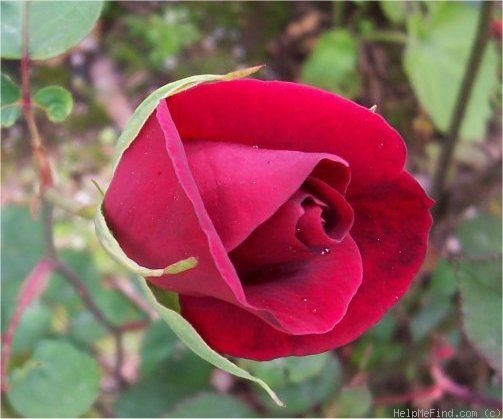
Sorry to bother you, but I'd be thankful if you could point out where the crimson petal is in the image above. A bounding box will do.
[167,79,406,189]
[231,192,363,335]
[180,172,433,360]
[184,140,350,251]
[104,100,361,336]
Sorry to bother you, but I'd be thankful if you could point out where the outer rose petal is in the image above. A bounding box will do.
[167,79,406,189]
[180,172,433,360]
[104,100,362,336]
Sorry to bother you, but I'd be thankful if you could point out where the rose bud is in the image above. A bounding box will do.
[101,77,433,361]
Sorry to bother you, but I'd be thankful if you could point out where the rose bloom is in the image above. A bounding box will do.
[104,79,433,361]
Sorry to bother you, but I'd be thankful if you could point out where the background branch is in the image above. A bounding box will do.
[21,0,53,191]
[11,1,128,391]
[431,1,495,210]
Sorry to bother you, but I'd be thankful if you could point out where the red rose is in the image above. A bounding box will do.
[103,79,433,361]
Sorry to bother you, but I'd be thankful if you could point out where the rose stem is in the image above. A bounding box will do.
[431,1,495,214]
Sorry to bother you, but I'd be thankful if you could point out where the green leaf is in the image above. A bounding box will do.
[1,206,44,332]
[458,261,502,371]
[7,340,101,418]
[410,294,451,342]
[331,384,373,418]
[457,214,502,371]
[255,355,341,415]
[409,259,457,343]
[351,315,403,370]
[139,280,284,407]
[140,321,179,377]
[301,29,360,98]
[115,345,212,418]
[11,301,52,354]
[457,214,502,258]
[44,250,142,344]
[1,1,103,60]
[430,259,458,297]
[166,392,256,418]
[33,86,73,122]
[1,73,21,127]
[242,352,331,389]
[125,10,201,69]
[404,3,498,141]
[287,353,332,384]
[380,1,407,25]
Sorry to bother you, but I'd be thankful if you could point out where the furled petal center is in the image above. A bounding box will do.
[184,139,362,335]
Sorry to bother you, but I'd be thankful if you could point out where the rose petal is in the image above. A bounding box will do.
[184,140,350,251]
[304,177,354,241]
[104,100,360,336]
[180,172,433,360]
[103,106,243,304]
[231,192,363,335]
[167,79,406,189]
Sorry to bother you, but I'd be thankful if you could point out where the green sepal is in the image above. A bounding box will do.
[94,204,198,278]
[139,279,284,407]
[111,66,263,170]
[94,67,284,407]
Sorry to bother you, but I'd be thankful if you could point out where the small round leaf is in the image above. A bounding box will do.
[7,340,101,418]
[34,86,73,122]
[167,392,256,418]
[1,1,103,60]
[1,73,21,127]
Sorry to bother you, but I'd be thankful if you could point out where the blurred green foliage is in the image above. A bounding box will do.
[124,9,201,69]
[1,0,501,417]
[166,392,256,418]
[457,214,502,371]
[404,2,498,141]
[301,29,361,98]
[115,322,213,418]
[7,340,100,417]
[250,355,341,416]
[0,73,21,127]
[33,86,73,123]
